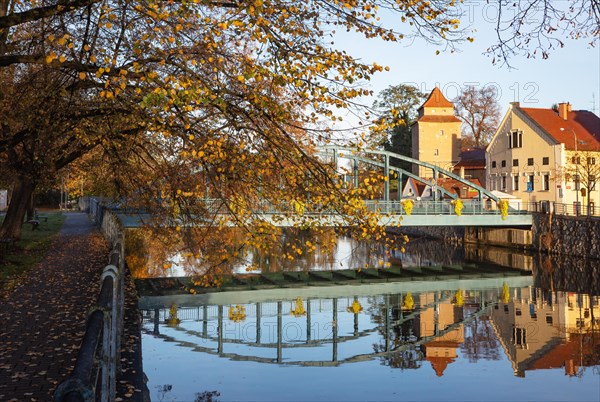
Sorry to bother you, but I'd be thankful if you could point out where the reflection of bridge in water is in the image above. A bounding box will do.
[140,276,532,367]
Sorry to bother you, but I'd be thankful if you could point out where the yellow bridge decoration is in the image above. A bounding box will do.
[499,200,509,220]
[455,289,464,307]
[228,305,247,322]
[292,200,306,215]
[291,297,307,317]
[347,299,363,314]
[166,303,181,327]
[401,199,414,216]
[501,282,511,303]
[402,292,415,310]
[451,199,464,216]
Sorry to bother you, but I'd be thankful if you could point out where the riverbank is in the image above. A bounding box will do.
[0,213,108,400]
[392,212,600,260]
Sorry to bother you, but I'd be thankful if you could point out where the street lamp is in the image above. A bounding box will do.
[560,127,579,215]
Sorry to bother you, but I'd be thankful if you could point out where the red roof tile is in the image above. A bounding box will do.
[520,107,600,151]
[420,87,454,109]
[454,159,485,169]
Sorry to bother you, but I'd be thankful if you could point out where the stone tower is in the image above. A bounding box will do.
[411,87,462,177]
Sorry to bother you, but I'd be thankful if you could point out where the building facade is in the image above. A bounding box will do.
[486,102,600,213]
[411,87,462,177]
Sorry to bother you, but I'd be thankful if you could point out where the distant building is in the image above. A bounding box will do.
[402,176,483,200]
[453,147,486,187]
[411,87,462,177]
[486,102,600,212]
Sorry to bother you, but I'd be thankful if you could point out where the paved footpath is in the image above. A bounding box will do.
[0,213,109,401]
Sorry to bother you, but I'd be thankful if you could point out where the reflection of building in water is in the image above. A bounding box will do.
[491,287,600,377]
[464,243,533,271]
[414,293,465,377]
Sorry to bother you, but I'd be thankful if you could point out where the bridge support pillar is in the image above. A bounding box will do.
[332,298,338,362]
[218,305,223,355]
[397,171,403,201]
[307,299,311,341]
[384,155,390,203]
[256,303,261,343]
[277,301,282,363]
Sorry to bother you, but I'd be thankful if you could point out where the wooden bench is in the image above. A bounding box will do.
[26,219,40,230]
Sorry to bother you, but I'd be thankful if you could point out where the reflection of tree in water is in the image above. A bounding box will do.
[155,384,172,401]
[460,310,501,363]
[251,227,339,272]
[533,254,600,295]
[195,390,221,402]
[367,294,425,369]
[398,237,465,267]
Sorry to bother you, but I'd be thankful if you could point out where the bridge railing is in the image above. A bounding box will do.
[536,202,599,218]
[243,200,532,217]
[199,198,533,215]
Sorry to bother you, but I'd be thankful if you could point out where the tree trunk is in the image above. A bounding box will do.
[26,192,35,221]
[0,175,36,240]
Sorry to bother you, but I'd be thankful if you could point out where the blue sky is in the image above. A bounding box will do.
[331,3,600,121]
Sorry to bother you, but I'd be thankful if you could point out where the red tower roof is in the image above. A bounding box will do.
[420,87,454,109]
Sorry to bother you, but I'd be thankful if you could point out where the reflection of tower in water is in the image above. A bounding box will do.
[414,292,465,377]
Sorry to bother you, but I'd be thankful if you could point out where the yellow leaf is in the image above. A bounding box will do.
[79,72,86,80]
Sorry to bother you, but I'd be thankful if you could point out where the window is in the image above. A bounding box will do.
[434,149,439,156]
[572,156,581,164]
[588,157,596,165]
[509,129,523,148]
[574,174,580,190]
[527,158,534,166]
[543,174,550,191]
[501,160,506,168]
[546,315,553,325]
[513,175,519,191]
[513,159,519,167]
[590,174,597,183]
[528,175,535,191]
[542,157,549,165]
[492,161,497,168]
[501,176,507,191]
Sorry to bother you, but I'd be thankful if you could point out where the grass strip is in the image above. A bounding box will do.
[0,212,65,291]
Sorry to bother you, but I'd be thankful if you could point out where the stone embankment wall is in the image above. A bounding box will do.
[391,213,600,260]
[532,213,600,259]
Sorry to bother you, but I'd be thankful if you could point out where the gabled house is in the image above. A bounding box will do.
[486,102,600,213]
[401,177,430,199]
[401,177,482,200]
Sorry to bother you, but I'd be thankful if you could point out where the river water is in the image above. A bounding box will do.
[129,230,600,401]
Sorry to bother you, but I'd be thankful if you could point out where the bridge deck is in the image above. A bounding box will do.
[136,264,532,308]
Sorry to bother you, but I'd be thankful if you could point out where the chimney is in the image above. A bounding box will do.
[558,102,571,120]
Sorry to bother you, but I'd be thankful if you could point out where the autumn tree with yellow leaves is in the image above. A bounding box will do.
[0,0,597,247]
[0,0,469,240]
